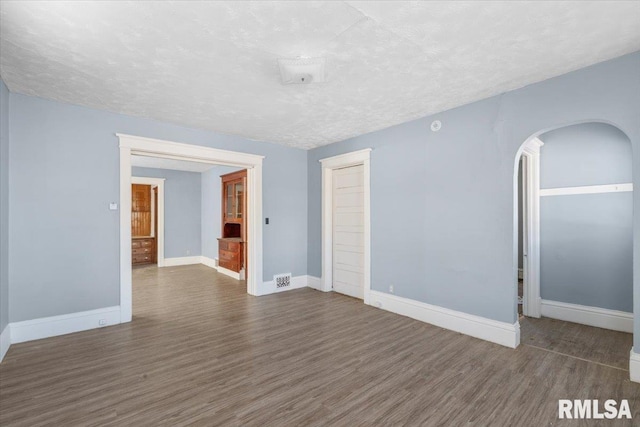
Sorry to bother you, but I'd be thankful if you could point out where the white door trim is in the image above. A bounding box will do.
[517,137,543,318]
[119,133,264,323]
[320,149,372,304]
[131,176,165,267]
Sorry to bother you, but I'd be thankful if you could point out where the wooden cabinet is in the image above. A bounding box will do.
[132,237,156,265]
[218,238,243,272]
[132,184,152,237]
[219,170,246,274]
[223,172,245,224]
[131,183,156,265]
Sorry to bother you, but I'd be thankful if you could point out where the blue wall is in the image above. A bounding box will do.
[539,123,632,312]
[201,166,243,261]
[132,167,202,258]
[308,52,640,331]
[0,78,9,334]
[540,123,632,187]
[8,94,307,322]
[4,51,640,347]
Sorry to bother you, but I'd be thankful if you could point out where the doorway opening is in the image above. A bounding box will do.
[131,176,165,268]
[514,122,634,374]
[118,134,264,323]
[515,138,543,320]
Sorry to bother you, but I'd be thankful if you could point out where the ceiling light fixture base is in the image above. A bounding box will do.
[278,57,326,85]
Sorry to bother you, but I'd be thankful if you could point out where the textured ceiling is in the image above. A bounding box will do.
[1,1,639,149]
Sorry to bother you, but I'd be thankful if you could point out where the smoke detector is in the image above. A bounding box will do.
[278,57,326,85]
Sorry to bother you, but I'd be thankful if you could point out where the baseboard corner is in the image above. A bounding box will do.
[0,324,10,363]
[200,256,218,270]
[307,276,327,292]
[630,349,640,383]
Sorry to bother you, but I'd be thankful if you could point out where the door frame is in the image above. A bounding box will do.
[131,176,165,267]
[118,133,264,323]
[516,137,543,318]
[320,149,372,303]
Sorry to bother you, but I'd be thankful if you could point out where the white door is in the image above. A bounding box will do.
[332,164,364,299]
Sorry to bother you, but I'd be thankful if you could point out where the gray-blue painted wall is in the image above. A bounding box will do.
[540,193,632,311]
[201,166,243,261]
[132,167,202,258]
[8,94,307,322]
[538,123,632,312]
[540,123,632,187]
[307,52,640,345]
[0,78,9,334]
[4,52,640,348]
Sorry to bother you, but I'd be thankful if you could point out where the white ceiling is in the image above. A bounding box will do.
[1,1,639,149]
[131,155,217,173]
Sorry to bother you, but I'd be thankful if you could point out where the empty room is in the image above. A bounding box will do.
[0,1,639,425]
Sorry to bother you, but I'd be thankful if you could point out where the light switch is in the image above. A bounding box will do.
[109,203,118,210]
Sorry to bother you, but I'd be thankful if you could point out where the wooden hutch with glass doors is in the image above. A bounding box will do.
[218,170,246,275]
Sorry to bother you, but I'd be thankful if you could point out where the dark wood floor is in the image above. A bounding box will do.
[1,264,638,426]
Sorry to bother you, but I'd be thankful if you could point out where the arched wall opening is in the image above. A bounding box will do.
[513,120,634,351]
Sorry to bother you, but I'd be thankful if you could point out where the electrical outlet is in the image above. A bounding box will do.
[99,319,107,326]
[186,250,190,256]
[389,285,394,293]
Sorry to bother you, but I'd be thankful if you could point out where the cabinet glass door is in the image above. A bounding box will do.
[235,182,243,218]
[226,184,233,218]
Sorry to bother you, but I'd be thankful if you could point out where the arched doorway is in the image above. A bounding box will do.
[514,121,634,371]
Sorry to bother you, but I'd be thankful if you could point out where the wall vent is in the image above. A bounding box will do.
[274,273,292,288]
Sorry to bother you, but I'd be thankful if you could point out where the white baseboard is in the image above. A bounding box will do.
[0,325,10,362]
[307,275,327,292]
[163,256,202,267]
[200,256,218,270]
[200,256,244,280]
[540,299,633,333]
[630,349,640,383]
[10,306,121,344]
[217,265,242,280]
[262,275,309,295]
[368,291,520,348]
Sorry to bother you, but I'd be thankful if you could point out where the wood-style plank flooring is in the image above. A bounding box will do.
[1,264,639,426]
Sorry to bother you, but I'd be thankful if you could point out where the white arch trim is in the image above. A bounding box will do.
[516,137,543,319]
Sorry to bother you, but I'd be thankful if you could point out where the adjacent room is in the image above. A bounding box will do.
[0,1,639,425]
[129,155,250,319]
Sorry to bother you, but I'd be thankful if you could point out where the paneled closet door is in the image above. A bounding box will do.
[332,165,364,299]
